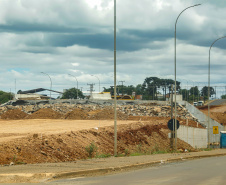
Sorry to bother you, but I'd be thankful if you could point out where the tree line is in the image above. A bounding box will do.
[0,76,219,103]
[103,77,216,102]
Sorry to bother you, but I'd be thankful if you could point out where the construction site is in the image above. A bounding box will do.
[0,97,225,166]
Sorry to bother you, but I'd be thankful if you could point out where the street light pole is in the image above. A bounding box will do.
[174,4,201,151]
[41,72,52,99]
[208,36,226,148]
[114,0,117,156]
[91,75,100,93]
[68,74,79,99]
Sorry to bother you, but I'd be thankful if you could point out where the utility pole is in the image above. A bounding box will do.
[170,84,174,150]
[215,86,217,99]
[225,86,226,98]
[87,83,95,97]
[113,0,117,156]
[119,81,125,96]
[164,82,167,101]
[15,79,17,96]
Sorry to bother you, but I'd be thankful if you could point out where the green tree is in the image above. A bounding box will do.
[221,94,226,99]
[179,89,189,100]
[142,77,180,100]
[188,86,200,102]
[200,86,215,102]
[117,85,135,95]
[0,91,14,104]
[103,85,137,96]
[201,86,215,100]
[103,77,181,100]
[189,86,199,96]
[61,88,84,99]
[135,84,143,95]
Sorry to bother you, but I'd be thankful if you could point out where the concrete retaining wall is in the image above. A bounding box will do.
[177,125,207,148]
[183,101,223,144]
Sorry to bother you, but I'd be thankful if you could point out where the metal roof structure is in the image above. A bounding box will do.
[17,88,63,94]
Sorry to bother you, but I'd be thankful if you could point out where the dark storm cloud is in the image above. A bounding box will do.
[44,28,172,51]
[192,38,226,50]
[21,47,56,54]
[0,22,89,33]
[4,21,226,52]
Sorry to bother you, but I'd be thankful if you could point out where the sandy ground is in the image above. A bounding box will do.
[0,119,136,142]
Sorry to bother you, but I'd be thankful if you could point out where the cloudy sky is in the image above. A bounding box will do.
[1,0,226,97]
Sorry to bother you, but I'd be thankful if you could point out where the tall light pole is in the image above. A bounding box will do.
[189,80,195,103]
[91,75,100,93]
[68,74,79,99]
[41,72,52,99]
[114,0,117,156]
[174,4,201,150]
[208,36,226,148]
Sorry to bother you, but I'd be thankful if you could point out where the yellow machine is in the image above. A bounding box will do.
[111,95,135,100]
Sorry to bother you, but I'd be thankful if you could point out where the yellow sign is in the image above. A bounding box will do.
[213,126,219,134]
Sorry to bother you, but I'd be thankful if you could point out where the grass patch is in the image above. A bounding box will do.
[115,153,125,157]
[200,148,213,151]
[151,150,168,154]
[95,153,112,158]
[130,152,146,156]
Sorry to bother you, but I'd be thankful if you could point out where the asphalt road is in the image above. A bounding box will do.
[209,99,226,106]
[45,156,226,185]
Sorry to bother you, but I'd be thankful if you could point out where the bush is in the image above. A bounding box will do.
[85,142,97,158]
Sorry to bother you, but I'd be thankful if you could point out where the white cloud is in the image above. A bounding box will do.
[0,0,225,98]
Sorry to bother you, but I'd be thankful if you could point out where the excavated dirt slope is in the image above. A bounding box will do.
[198,105,226,125]
[0,105,203,165]
[1,109,27,120]
[0,121,193,165]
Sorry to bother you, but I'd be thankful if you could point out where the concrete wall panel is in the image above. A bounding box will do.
[177,125,207,148]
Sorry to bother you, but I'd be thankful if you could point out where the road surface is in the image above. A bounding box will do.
[47,156,226,185]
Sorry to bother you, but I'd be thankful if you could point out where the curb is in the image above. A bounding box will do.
[1,152,226,183]
[51,152,226,181]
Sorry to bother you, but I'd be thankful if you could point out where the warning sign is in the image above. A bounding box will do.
[213,126,219,134]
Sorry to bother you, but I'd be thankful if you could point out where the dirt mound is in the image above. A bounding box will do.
[128,116,204,128]
[0,109,28,120]
[26,108,63,119]
[209,112,226,125]
[64,108,89,120]
[0,122,193,165]
[198,105,226,125]
[198,105,220,110]
[90,108,128,120]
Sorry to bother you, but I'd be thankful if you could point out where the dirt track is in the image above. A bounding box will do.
[0,119,134,142]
